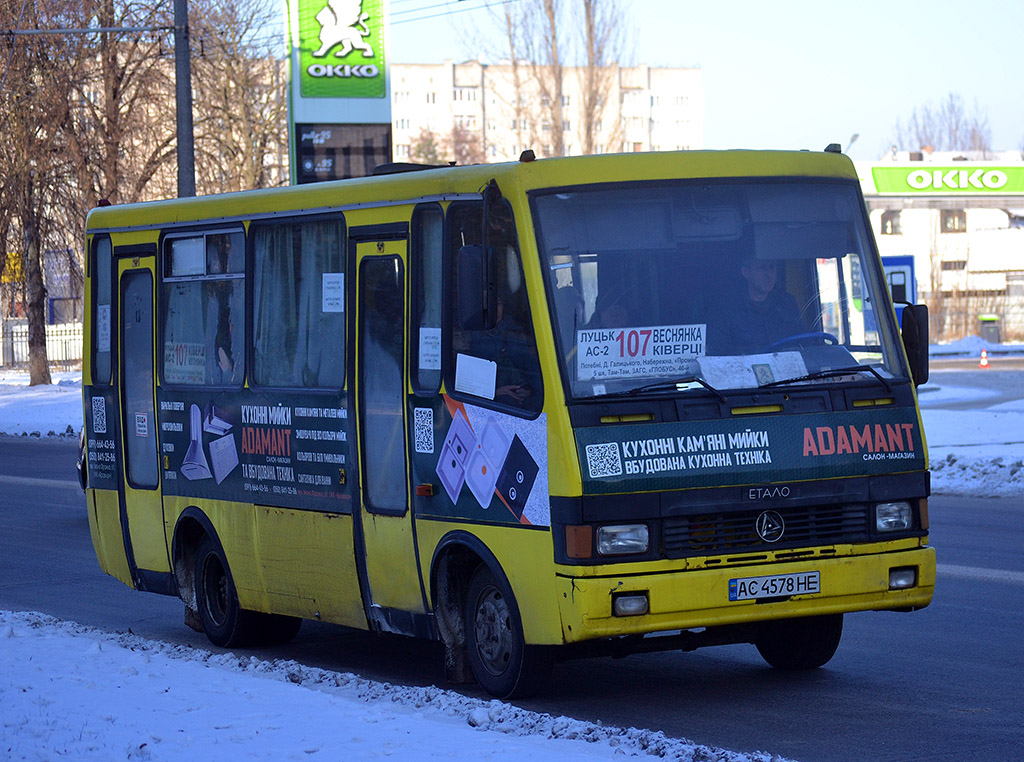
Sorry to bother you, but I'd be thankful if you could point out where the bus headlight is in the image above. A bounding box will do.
[597,524,649,556]
[875,501,912,532]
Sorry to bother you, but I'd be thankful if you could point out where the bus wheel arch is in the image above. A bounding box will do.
[171,508,216,632]
[172,509,301,648]
[430,534,486,685]
[430,532,552,698]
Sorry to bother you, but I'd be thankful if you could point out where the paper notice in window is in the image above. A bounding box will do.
[97,304,111,352]
[455,353,497,400]
[577,324,705,381]
[322,273,345,313]
[419,327,442,370]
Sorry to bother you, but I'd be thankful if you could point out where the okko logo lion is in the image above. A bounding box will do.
[312,0,374,59]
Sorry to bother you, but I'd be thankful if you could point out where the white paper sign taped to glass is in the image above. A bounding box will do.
[577,324,706,381]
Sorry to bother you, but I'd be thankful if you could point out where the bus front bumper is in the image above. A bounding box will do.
[555,546,935,643]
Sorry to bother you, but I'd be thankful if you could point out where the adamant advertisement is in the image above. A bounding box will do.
[576,407,925,494]
[157,389,350,512]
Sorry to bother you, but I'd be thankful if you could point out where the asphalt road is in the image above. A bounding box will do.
[1,409,1022,762]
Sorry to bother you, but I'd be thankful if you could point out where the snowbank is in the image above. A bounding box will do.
[0,610,785,762]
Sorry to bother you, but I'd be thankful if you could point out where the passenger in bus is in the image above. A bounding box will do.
[491,295,539,407]
[587,297,632,330]
[208,283,242,385]
[711,256,805,355]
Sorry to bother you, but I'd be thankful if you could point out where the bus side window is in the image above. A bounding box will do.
[411,204,444,394]
[161,232,246,387]
[91,235,113,385]
[251,218,346,389]
[448,202,543,416]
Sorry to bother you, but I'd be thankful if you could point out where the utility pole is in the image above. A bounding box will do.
[174,0,196,197]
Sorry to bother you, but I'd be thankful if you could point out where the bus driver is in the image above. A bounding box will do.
[712,256,805,355]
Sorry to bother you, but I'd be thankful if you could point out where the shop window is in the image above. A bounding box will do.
[941,209,967,233]
[881,210,902,235]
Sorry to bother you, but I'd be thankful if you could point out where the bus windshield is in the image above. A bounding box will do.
[533,180,908,399]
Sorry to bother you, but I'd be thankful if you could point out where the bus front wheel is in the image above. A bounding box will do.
[464,564,551,699]
[755,613,844,670]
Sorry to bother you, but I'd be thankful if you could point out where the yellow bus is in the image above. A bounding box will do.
[82,148,935,698]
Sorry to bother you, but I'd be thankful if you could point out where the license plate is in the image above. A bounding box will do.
[729,571,820,601]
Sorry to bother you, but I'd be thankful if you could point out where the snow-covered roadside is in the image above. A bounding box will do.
[0,610,786,762]
[0,369,81,438]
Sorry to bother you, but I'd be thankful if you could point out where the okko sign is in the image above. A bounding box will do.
[871,166,1024,194]
[298,0,386,98]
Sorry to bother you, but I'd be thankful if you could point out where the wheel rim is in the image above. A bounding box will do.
[201,552,229,628]
[472,583,514,677]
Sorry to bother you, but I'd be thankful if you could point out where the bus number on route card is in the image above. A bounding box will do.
[576,324,706,381]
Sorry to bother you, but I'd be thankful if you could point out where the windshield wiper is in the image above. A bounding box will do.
[598,375,728,403]
[757,364,891,392]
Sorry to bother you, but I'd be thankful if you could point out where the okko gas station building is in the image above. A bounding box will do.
[857,151,1024,344]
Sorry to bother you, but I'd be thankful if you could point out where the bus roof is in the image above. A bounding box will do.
[86,149,859,233]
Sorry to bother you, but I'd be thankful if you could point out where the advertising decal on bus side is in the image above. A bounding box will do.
[410,395,550,527]
[576,407,924,493]
[155,390,351,511]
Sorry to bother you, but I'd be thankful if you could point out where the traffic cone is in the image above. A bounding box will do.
[979,349,990,369]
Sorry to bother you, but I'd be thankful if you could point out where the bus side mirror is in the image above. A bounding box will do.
[457,245,497,330]
[900,303,929,387]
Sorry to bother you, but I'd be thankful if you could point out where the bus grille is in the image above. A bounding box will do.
[662,504,870,557]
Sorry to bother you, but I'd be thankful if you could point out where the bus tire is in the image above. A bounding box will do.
[195,533,260,648]
[464,564,552,699]
[755,613,844,670]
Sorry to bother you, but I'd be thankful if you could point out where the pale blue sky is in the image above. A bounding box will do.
[387,0,1024,160]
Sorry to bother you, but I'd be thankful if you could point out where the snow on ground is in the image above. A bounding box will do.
[0,611,784,762]
[1,349,1020,761]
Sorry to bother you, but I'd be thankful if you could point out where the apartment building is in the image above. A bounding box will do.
[389,60,704,162]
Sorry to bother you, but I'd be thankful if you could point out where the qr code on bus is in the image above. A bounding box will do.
[586,442,622,478]
[92,396,107,434]
[413,407,434,453]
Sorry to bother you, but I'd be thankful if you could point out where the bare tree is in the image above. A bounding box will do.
[2,0,293,378]
[577,0,623,155]
[526,0,566,157]
[484,0,632,158]
[190,0,288,194]
[0,0,88,383]
[411,127,446,164]
[893,93,992,154]
[64,0,177,212]
[451,124,485,165]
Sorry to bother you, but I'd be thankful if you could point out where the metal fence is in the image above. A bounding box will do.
[0,321,83,369]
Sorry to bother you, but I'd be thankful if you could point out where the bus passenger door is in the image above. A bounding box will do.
[353,240,427,627]
[117,258,170,580]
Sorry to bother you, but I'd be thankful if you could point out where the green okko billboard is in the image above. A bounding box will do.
[297,0,386,98]
[871,166,1024,194]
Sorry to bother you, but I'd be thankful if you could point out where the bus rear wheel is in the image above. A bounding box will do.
[195,534,261,648]
[464,564,551,699]
[755,613,844,670]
